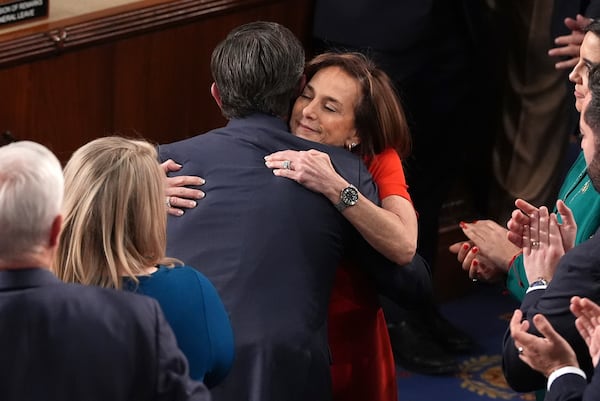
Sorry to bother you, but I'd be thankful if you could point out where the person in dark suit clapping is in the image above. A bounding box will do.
[503,63,600,396]
[510,296,600,401]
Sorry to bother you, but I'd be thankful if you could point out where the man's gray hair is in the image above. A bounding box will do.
[211,21,305,119]
[0,141,64,263]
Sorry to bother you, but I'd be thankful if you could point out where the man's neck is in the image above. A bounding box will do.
[0,251,52,271]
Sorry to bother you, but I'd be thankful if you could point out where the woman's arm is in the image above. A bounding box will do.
[264,149,417,265]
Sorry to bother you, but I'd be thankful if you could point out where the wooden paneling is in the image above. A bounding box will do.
[0,0,313,162]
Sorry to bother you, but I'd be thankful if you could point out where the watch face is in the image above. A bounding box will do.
[342,186,359,206]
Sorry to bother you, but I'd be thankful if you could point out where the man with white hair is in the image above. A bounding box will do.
[0,141,210,401]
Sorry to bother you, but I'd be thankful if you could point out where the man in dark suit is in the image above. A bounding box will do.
[502,64,600,395]
[158,21,429,401]
[509,296,600,401]
[0,140,209,401]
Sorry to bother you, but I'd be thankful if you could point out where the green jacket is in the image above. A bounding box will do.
[506,152,600,301]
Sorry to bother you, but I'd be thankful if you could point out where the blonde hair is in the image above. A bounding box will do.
[53,136,178,289]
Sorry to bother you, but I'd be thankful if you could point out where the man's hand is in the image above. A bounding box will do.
[161,159,205,216]
[510,309,579,377]
[572,296,600,367]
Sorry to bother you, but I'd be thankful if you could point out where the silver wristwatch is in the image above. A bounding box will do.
[528,277,548,290]
[335,185,359,212]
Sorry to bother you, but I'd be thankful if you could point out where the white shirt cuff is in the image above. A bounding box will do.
[526,284,547,294]
[547,366,587,390]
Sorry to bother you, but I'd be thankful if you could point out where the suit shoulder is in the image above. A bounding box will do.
[54,282,161,316]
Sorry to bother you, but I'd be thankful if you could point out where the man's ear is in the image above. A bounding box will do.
[211,82,222,108]
[48,215,63,247]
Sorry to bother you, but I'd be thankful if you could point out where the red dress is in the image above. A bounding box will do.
[329,148,412,401]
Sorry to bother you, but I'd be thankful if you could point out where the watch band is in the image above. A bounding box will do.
[526,277,548,293]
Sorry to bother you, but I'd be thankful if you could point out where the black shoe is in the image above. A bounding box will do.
[388,320,459,375]
[427,310,476,354]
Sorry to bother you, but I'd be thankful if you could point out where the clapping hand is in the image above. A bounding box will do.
[507,199,576,252]
[572,296,600,367]
[521,206,564,284]
[509,309,579,377]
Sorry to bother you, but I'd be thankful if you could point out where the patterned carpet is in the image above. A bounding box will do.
[396,283,536,401]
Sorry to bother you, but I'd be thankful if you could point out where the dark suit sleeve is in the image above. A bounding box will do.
[367,253,432,307]
[502,290,547,391]
[152,300,212,401]
[345,159,433,307]
[546,372,587,401]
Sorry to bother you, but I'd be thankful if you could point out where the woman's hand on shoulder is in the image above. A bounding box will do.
[161,159,205,217]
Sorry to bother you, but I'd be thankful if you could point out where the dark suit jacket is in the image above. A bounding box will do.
[546,368,600,401]
[502,230,600,392]
[159,113,418,401]
[0,268,209,401]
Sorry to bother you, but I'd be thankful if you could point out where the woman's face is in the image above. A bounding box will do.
[570,32,600,112]
[290,66,361,148]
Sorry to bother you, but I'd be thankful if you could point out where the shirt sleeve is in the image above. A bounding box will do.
[547,366,586,391]
[367,148,412,202]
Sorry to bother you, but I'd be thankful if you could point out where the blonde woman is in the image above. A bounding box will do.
[54,136,234,388]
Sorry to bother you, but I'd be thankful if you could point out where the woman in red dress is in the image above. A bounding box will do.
[265,52,417,401]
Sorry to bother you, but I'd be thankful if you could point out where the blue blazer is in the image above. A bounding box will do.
[159,113,421,401]
[0,268,209,401]
[502,230,600,393]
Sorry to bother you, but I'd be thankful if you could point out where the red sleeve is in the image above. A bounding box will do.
[367,148,412,202]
